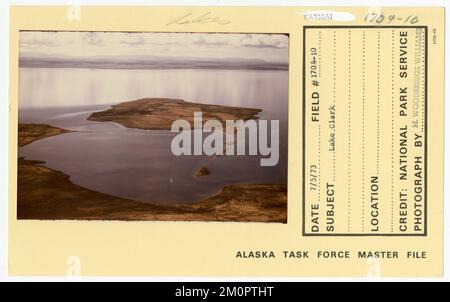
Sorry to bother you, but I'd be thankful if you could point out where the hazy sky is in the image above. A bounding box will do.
[20,31,289,63]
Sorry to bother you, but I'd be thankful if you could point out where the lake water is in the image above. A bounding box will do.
[18,68,288,204]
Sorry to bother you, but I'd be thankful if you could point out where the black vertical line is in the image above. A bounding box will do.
[302,27,306,236]
[424,26,428,236]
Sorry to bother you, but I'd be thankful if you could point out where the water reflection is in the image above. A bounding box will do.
[19,68,288,204]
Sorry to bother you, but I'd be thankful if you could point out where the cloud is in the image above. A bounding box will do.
[81,32,105,47]
[120,34,147,46]
[19,31,289,63]
[19,33,60,49]
[192,36,228,47]
[242,42,287,49]
[240,34,288,49]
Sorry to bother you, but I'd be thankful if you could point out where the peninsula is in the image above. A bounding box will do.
[18,123,70,147]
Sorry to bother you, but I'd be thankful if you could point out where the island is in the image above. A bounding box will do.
[194,166,211,177]
[18,123,70,147]
[87,98,262,130]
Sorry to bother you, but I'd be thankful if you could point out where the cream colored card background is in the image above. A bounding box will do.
[8,6,444,276]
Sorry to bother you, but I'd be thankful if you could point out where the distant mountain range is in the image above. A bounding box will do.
[19,57,289,71]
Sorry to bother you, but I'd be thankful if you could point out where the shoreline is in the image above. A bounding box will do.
[18,157,287,222]
[17,122,287,222]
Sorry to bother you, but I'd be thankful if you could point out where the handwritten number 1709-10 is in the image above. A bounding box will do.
[364,13,419,24]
